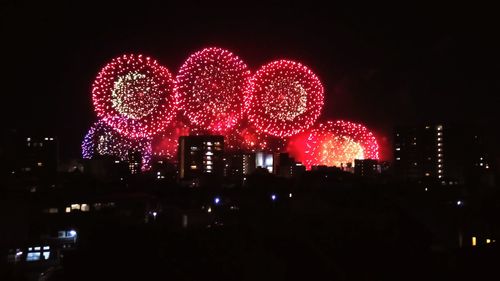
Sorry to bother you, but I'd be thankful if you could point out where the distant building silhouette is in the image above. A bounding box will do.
[178,135,224,181]
[394,124,444,180]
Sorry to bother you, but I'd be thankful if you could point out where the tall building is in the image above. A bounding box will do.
[178,135,224,180]
[1,133,59,190]
[394,124,444,180]
[354,159,380,177]
[273,153,305,178]
[223,151,256,178]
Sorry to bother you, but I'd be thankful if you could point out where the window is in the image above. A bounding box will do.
[81,204,90,212]
[71,204,80,210]
[27,252,40,261]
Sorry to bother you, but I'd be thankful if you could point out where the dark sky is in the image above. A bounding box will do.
[1,1,498,159]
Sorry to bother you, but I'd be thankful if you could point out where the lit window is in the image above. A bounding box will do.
[486,239,491,244]
[81,204,90,212]
[37,162,43,167]
[425,173,430,176]
[437,143,442,147]
[206,142,212,146]
[190,165,197,170]
[396,157,401,161]
[437,125,443,131]
[472,236,477,246]
[395,147,401,151]
[206,152,213,156]
[48,208,58,214]
[71,204,80,210]
[65,207,71,213]
[27,252,40,261]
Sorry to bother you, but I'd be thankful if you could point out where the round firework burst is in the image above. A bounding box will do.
[225,121,271,152]
[246,60,324,137]
[92,54,177,139]
[288,120,379,169]
[82,121,152,171]
[152,120,190,161]
[175,47,251,134]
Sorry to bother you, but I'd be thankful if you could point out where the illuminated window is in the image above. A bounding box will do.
[37,162,43,167]
[81,204,90,212]
[396,157,401,161]
[437,125,443,131]
[437,143,442,147]
[65,207,71,213]
[26,252,40,261]
[472,236,477,246]
[206,142,212,146]
[190,165,197,170]
[71,204,80,210]
[395,147,400,151]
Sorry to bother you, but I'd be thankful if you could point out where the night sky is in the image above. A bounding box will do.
[1,2,498,160]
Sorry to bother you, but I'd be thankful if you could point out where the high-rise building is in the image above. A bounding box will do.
[223,151,256,178]
[178,135,224,180]
[394,124,444,180]
[354,159,380,177]
[273,153,305,178]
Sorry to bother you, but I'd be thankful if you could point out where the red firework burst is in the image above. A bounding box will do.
[152,120,190,161]
[288,120,379,169]
[92,54,177,139]
[175,47,251,134]
[246,60,324,137]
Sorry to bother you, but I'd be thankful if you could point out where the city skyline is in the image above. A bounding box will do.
[1,2,498,161]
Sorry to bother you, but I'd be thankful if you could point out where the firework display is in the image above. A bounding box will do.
[82,121,152,170]
[288,120,379,169]
[92,54,177,139]
[246,60,324,137]
[152,120,190,160]
[84,49,381,173]
[176,47,251,134]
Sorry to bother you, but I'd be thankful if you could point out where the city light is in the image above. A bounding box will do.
[214,197,221,205]
[271,194,277,201]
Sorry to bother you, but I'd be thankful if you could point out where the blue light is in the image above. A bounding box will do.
[214,197,220,205]
[271,194,277,201]
[68,230,77,237]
